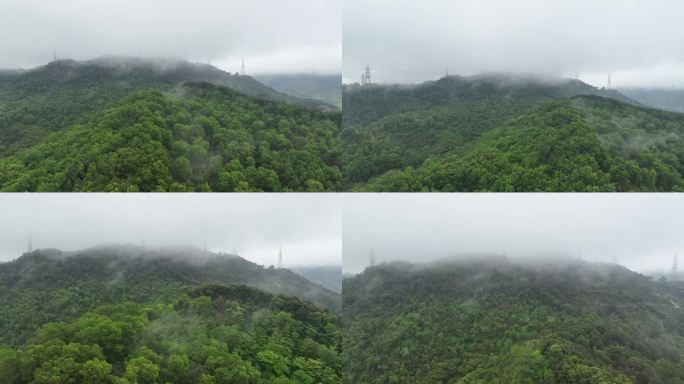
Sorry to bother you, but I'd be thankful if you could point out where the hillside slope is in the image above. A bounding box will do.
[0,82,342,192]
[0,245,341,346]
[620,88,684,113]
[343,258,684,384]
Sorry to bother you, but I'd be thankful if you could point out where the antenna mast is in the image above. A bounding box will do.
[370,246,376,267]
[673,252,679,281]
[27,235,33,253]
[241,57,245,76]
[607,72,611,90]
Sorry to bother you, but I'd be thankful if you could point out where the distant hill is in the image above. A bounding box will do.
[343,257,684,383]
[254,73,342,109]
[0,82,342,192]
[291,266,342,293]
[620,88,684,113]
[343,74,684,191]
[0,245,341,346]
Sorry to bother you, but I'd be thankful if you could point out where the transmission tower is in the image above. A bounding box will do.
[369,246,376,267]
[361,65,371,86]
[278,245,283,269]
[673,252,679,281]
[241,57,245,76]
[27,235,33,253]
[607,72,611,90]
[53,49,57,62]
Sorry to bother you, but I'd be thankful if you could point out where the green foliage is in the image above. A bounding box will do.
[343,259,684,383]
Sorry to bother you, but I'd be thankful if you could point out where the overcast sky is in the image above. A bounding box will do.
[0,0,341,74]
[344,0,684,87]
[343,194,684,274]
[0,194,341,267]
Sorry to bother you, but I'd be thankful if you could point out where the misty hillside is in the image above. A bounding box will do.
[343,74,684,191]
[291,266,342,293]
[0,283,341,384]
[0,245,340,346]
[343,257,684,384]
[254,73,342,109]
[0,82,342,192]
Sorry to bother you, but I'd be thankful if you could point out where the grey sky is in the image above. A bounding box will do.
[343,0,684,87]
[0,194,341,267]
[343,194,684,274]
[0,0,341,74]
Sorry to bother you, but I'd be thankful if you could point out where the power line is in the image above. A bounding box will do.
[361,64,371,86]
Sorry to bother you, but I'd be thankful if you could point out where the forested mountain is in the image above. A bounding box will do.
[343,257,684,384]
[254,74,342,109]
[291,266,342,293]
[0,57,334,155]
[0,246,341,383]
[0,245,340,344]
[343,74,684,191]
[0,82,341,192]
[620,88,684,113]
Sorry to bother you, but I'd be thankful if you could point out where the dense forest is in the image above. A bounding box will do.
[0,246,341,383]
[343,74,684,191]
[0,58,341,191]
[343,258,684,384]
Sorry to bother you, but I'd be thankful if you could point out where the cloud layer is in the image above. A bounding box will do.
[0,194,341,267]
[0,0,341,74]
